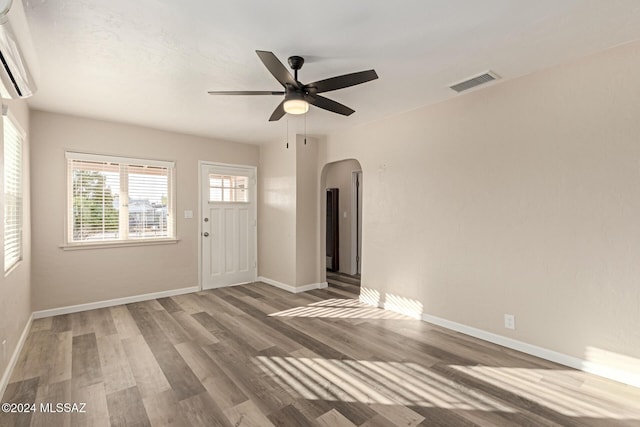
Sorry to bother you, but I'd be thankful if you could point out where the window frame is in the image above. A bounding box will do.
[64,151,177,249]
[3,107,25,273]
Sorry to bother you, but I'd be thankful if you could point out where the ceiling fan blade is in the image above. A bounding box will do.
[208,91,284,95]
[307,94,355,116]
[256,50,300,88]
[305,69,378,93]
[269,100,286,121]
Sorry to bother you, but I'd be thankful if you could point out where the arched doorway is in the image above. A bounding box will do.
[320,159,363,296]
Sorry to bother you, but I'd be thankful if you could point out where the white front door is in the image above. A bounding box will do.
[200,163,256,289]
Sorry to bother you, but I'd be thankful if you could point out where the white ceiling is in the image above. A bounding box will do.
[23,0,640,145]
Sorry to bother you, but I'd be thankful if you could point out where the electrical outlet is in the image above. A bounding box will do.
[504,314,516,330]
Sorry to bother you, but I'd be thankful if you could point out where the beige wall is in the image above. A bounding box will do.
[322,40,640,364]
[0,98,31,392]
[30,111,258,310]
[258,137,297,286]
[258,134,322,288]
[296,136,319,285]
[324,159,361,275]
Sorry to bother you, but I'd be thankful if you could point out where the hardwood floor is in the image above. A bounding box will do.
[2,282,640,426]
[326,272,361,294]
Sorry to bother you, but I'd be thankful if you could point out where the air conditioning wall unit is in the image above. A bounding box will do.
[0,0,37,99]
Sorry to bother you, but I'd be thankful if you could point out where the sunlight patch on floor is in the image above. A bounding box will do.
[451,365,640,420]
[359,287,381,307]
[383,293,424,319]
[308,299,370,308]
[254,356,515,412]
[268,299,415,319]
[583,346,640,388]
[357,287,424,319]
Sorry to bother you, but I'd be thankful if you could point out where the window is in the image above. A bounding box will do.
[3,110,23,271]
[209,174,249,202]
[66,152,175,245]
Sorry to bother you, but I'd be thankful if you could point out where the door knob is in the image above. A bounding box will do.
[203,232,209,237]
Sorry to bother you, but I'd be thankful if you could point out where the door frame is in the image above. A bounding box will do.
[350,170,362,275]
[198,160,258,290]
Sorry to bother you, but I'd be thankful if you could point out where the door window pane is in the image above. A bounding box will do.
[209,174,249,202]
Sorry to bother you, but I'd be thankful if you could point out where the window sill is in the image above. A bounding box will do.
[59,238,180,251]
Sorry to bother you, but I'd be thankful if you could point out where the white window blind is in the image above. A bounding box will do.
[66,152,175,245]
[3,112,23,271]
[209,174,249,202]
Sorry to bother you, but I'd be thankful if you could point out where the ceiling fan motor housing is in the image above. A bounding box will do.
[285,87,306,100]
[288,56,304,71]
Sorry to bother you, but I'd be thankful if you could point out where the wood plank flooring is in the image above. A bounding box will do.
[2,282,640,426]
[326,272,361,295]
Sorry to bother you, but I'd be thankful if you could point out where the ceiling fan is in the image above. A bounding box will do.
[208,50,378,121]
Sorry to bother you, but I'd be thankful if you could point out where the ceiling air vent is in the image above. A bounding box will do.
[449,71,499,93]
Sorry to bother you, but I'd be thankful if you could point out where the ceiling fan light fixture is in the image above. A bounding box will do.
[283,98,309,115]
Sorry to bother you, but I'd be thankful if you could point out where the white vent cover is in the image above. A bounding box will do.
[449,71,499,93]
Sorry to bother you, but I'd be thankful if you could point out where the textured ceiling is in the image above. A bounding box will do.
[23,0,640,144]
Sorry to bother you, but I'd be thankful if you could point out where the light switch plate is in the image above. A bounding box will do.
[184,210,193,219]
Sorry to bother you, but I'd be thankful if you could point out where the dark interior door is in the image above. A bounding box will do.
[326,188,339,271]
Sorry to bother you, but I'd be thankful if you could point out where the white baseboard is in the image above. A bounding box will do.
[421,313,584,367]
[0,314,33,400]
[258,276,327,294]
[305,281,328,292]
[33,286,200,319]
[421,313,640,389]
